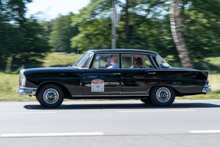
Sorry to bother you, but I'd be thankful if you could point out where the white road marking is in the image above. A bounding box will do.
[118,109,195,113]
[0,112,57,115]
[1,132,104,137]
[189,130,220,134]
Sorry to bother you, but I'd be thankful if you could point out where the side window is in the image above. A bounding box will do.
[122,56,133,68]
[76,52,93,68]
[122,54,153,69]
[122,54,143,69]
[92,54,119,69]
[143,55,153,68]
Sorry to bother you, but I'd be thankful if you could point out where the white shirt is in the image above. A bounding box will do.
[107,63,119,69]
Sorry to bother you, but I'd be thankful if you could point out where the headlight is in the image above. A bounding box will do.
[21,74,26,87]
[20,69,26,87]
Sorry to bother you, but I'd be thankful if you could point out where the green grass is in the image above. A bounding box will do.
[205,57,220,66]
[38,52,83,67]
[0,52,220,101]
[0,73,35,101]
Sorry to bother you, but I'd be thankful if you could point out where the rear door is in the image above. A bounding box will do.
[120,54,157,95]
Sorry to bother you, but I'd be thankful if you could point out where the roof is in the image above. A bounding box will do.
[88,49,158,55]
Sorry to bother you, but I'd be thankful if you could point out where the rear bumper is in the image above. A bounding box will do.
[16,87,37,96]
[202,85,211,93]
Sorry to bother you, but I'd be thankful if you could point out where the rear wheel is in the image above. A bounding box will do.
[150,86,175,106]
[36,84,64,108]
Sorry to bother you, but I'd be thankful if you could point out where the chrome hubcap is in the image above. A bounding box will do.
[43,88,59,104]
[156,87,171,103]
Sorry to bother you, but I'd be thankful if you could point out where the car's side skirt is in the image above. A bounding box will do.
[71,95,148,99]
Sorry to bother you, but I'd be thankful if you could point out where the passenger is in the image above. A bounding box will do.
[107,55,119,69]
[134,57,143,68]
[105,57,112,68]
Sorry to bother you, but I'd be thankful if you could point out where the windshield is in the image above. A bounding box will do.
[76,52,93,68]
[156,55,171,68]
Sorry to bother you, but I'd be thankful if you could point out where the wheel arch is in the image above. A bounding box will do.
[36,81,72,99]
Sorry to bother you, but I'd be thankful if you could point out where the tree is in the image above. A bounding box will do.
[170,0,193,68]
[41,21,53,42]
[0,0,51,71]
[70,0,220,70]
[49,13,78,53]
[180,0,220,60]
[71,0,169,52]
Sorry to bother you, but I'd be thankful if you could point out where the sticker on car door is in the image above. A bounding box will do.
[91,79,104,92]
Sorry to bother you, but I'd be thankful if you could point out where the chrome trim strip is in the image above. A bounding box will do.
[19,87,37,90]
[72,95,147,97]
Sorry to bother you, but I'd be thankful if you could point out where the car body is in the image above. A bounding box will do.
[17,49,211,108]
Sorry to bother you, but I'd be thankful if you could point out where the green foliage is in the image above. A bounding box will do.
[71,0,220,67]
[180,0,220,60]
[41,21,53,42]
[49,13,79,53]
[0,0,51,71]
[70,0,178,58]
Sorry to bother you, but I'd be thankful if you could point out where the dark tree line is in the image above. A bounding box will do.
[0,0,51,72]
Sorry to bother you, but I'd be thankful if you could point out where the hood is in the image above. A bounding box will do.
[22,67,77,75]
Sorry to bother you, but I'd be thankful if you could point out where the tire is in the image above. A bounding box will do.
[140,97,152,104]
[150,86,175,106]
[36,84,64,108]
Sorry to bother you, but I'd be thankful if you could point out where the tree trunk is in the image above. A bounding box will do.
[170,0,193,68]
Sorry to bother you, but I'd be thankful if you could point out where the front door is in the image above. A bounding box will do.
[82,54,121,95]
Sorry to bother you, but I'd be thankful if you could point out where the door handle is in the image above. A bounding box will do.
[113,73,121,75]
[147,72,156,75]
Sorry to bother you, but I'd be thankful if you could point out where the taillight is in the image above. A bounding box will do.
[206,80,209,85]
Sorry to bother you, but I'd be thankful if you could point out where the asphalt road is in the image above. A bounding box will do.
[1,100,220,147]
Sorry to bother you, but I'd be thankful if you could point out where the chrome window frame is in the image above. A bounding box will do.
[121,53,155,69]
[89,53,120,69]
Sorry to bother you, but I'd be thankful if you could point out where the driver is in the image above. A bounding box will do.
[107,55,119,69]
[105,57,112,68]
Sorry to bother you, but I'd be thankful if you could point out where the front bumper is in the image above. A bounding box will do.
[16,87,37,96]
[202,84,211,93]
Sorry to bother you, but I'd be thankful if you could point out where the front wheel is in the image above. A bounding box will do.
[150,86,175,106]
[36,84,64,108]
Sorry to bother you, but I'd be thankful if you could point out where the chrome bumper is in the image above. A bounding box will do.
[16,87,37,96]
[202,84,211,93]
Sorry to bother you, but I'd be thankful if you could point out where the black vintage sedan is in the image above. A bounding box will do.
[17,49,211,108]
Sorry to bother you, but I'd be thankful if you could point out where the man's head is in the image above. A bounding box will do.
[107,57,112,66]
[111,55,118,64]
